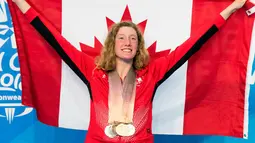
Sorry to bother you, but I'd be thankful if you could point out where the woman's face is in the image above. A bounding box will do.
[114,26,138,62]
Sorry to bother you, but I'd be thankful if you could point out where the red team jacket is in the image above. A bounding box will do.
[24,7,225,143]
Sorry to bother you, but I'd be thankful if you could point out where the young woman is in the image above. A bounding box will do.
[12,0,247,142]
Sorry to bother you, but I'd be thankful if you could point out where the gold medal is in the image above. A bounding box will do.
[115,123,135,136]
[104,125,117,138]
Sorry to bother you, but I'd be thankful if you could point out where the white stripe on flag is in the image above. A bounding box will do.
[244,18,255,139]
[59,0,91,130]
[59,62,91,130]
[150,1,193,134]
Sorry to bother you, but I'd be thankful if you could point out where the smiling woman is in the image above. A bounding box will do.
[10,0,249,143]
[96,21,149,73]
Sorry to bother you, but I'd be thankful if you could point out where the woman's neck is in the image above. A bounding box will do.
[115,58,133,80]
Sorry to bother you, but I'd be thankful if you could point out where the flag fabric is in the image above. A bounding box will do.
[7,0,255,139]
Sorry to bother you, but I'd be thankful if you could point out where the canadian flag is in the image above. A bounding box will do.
[7,0,255,139]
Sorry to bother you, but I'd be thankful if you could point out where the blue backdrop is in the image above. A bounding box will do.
[0,0,254,142]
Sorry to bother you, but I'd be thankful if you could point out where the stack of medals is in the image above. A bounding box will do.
[105,68,136,138]
[104,121,136,138]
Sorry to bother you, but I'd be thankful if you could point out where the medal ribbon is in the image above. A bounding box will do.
[108,67,136,124]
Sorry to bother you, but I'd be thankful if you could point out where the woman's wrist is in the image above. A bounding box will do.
[229,2,240,13]
[220,3,238,20]
[12,0,24,3]
[13,0,30,14]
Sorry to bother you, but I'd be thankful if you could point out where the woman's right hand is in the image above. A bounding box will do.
[12,0,23,3]
[12,0,30,14]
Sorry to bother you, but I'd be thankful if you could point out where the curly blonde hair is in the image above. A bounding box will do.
[95,21,149,71]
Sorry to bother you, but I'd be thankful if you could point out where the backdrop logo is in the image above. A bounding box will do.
[0,0,32,124]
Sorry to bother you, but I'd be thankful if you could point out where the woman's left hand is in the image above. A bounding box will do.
[220,0,247,20]
[231,0,247,10]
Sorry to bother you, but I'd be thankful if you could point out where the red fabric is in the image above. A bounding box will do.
[244,0,255,10]
[8,0,62,127]
[24,7,37,22]
[184,0,254,137]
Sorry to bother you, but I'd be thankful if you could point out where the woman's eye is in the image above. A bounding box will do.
[131,37,137,41]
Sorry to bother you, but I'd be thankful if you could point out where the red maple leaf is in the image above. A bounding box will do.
[80,5,171,61]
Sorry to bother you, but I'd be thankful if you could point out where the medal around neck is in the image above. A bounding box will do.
[115,123,136,137]
[105,123,136,138]
[104,125,117,138]
[106,69,136,138]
